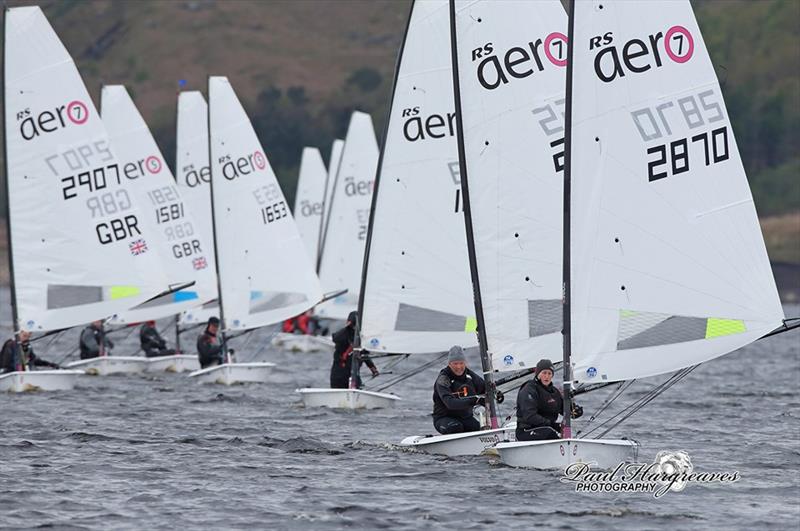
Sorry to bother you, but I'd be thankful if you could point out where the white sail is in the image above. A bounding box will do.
[360,0,476,355]
[208,76,323,331]
[100,85,216,324]
[293,147,327,266]
[4,6,169,332]
[568,0,784,384]
[316,112,378,320]
[319,138,345,264]
[175,91,220,325]
[453,0,567,370]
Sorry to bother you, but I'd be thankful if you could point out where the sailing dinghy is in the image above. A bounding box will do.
[99,85,215,374]
[2,7,172,389]
[399,0,570,455]
[189,76,324,385]
[492,0,789,469]
[173,90,220,361]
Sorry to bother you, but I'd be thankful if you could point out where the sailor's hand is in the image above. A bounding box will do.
[571,403,584,419]
[495,390,505,404]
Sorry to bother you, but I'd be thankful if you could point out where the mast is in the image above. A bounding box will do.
[174,84,182,353]
[316,141,345,274]
[353,0,415,363]
[561,0,576,439]
[448,0,499,429]
[2,7,18,339]
[206,78,228,362]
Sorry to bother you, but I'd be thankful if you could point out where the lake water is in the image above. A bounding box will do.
[1,298,798,530]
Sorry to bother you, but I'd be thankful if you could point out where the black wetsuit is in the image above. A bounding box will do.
[432,367,485,434]
[516,378,563,441]
[79,325,114,360]
[329,325,376,389]
[197,328,223,368]
[140,324,176,358]
[0,339,58,373]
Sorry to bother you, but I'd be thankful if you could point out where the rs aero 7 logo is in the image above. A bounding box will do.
[470,32,568,91]
[17,100,89,141]
[590,25,694,83]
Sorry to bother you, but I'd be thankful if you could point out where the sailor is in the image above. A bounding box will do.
[0,330,60,373]
[432,345,485,435]
[139,320,176,358]
[515,358,583,441]
[283,310,326,336]
[329,310,378,389]
[79,320,114,360]
[197,316,225,369]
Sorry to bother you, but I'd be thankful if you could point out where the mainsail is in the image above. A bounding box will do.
[294,147,327,266]
[359,0,476,355]
[208,76,323,331]
[452,0,568,370]
[567,0,784,383]
[100,85,215,324]
[175,91,220,325]
[3,6,169,332]
[316,112,378,320]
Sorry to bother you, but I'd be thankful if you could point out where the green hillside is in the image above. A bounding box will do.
[2,0,798,225]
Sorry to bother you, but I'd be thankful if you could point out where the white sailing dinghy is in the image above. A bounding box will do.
[173,91,221,366]
[271,147,334,353]
[2,7,171,389]
[189,76,324,385]
[99,86,216,374]
[400,0,567,455]
[493,0,788,469]
[315,112,378,320]
[318,138,344,267]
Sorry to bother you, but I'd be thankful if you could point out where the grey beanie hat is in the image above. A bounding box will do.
[448,345,466,363]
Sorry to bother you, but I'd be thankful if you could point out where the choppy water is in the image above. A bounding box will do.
[1,298,798,530]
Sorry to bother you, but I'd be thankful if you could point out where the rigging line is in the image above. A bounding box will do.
[575,380,634,436]
[596,366,698,439]
[579,372,684,439]
[370,352,447,393]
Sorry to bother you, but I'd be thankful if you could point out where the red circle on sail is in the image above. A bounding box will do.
[145,156,162,174]
[66,100,89,125]
[254,151,266,170]
[664,25,694,63]
[544,32,568,67]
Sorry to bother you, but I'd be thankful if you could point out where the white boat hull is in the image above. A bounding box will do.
[271,333,333,353]
[495,438,640,469]
[66,356,147,375]
[399,425,515,457]
[188,362,275,385]
[145,354,200,373]
[0,370,83,392]
[295,388,401,409]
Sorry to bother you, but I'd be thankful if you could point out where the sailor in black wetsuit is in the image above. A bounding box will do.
[0,330,59,373]
[329,311,378,389]
[432,346,485,434]
[79,320,114,360]
[140,320,176,358]
[197,317,224,369]
[516,358,583,441]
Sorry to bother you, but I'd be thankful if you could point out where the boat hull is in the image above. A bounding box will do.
[145,354,200,373]
[66,356,147,375]
[0,370,83,392]
[399,425,515,457]
[295,388,401,409]
[188,362,275,385]
[495,438,640,469]
[271,333,333,353]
